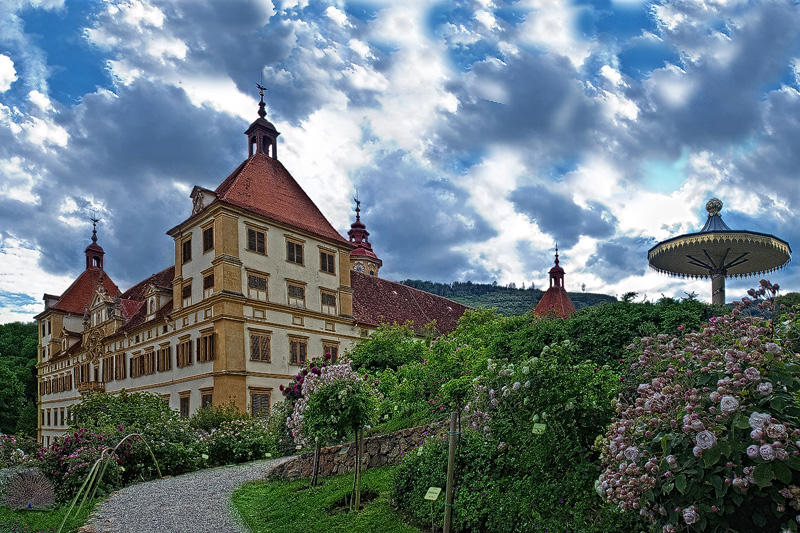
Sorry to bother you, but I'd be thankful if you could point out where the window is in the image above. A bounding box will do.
[182,281,192,307]
[247,273,268,301]
[323,343,339,363]
[201,391,213,408]
[130,353,145,378]
[203,273,214,298]
[180,395,190,418]
[247,228,266,254]
[202,226,214,252]
[177,338,193,367]
[115,353,127,380]
[289,338,307,365]
[287,240,303,265]
[157,345,172,372]
[102,356,114,382]
[182,238,192,263]
[144,351,156,375]
[250,333,271,362]
[251,392,270,417]
[321,292,337,315]
[198,332,215,362]
[320,251,335,274]
[288,283,305,307]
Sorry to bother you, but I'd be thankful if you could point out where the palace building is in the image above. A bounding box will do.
[34,94,468,445]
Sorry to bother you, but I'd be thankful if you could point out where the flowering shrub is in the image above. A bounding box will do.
[598,283,800,532]
[0,435,36,468]
[140,418,207,477]
[201,418,271,465]
[37,428,125,502]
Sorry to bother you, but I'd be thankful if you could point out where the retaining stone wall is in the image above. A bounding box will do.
[269,424,439,480]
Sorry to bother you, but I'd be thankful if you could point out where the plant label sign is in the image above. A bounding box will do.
[424,487,442,501]
[532,423,547,435]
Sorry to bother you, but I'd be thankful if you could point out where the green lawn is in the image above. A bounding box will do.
[233,466,421,533]
[0,499,99,533]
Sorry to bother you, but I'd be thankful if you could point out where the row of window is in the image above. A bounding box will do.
[40,373,73,395]
[181,227,337,274]
[41,407,70,428]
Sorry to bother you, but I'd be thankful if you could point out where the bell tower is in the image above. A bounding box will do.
[348,197,382,276]
[244,83,281,159]
[84,217,105,271]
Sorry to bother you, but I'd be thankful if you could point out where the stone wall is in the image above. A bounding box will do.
[269,424,438,480]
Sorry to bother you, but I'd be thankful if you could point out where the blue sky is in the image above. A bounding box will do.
[1,0,799,323]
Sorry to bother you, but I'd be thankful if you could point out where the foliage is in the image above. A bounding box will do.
[188,402,247,433]
[233,466,419,533]
[598,282,800,532]
[400,279,616,316]
[263,400,296,458]
[0,498,99,533]
[347,323,426,373]
[139,417,207,477]
[0,435,38,469]
[394,341,645,532]
[37,428,125,502]
[70,390,176,432]
[199,418,271,465]
[0,323,38,436]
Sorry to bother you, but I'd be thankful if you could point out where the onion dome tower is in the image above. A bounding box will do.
[533,247,576,318]
[648,198,792,305]
[85,217,105,271]
[348,197,382,276]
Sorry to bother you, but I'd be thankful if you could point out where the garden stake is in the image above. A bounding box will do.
[444,411,458,533]
[311,439,321,487]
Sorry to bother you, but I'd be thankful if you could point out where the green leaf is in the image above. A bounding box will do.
[719,441,732,458]
[675,474,687,494]
[753,512,767,528]
[771,397,786,412]
[662,482,674,495]
[710,475,723,491]
[754,463,774,489]
[773,461,793,484]
[734,414,751,429]
[703,446,722,467]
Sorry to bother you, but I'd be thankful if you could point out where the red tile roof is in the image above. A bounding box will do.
[533,287,576,318]
[120,266,175,301]
[50,268,121,315]
[215,153,349,244]
[351,272,469,335]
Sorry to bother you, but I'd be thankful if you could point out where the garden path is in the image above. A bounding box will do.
[79,457,291,533]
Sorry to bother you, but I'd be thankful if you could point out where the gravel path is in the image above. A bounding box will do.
[80,457,292,533]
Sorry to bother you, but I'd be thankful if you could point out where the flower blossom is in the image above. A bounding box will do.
[757,382,773,395]
[683,507,699,525]
[747,445,759,458]
[720,395,739,414]
[696,430,717,450]
[749,412,771,430]
[760,444,776,461]
[744,367,761,381]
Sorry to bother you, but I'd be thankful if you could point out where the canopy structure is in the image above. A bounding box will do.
[648,198,792,305]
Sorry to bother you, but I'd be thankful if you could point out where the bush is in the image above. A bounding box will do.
[140,417,207,477]
[598,285,800,532]
[189,402,247,433]
[347,323,426,372]
[263,400,295,457]
[201,419,271,465]
[70,390,176,432]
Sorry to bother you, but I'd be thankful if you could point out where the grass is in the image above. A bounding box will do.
[233,465,421,533]
[0,499,100,533]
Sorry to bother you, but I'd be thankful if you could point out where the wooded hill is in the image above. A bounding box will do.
[400,279,616,316]
[0,321,38,436]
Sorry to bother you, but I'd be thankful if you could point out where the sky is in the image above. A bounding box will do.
[1,0,799,323]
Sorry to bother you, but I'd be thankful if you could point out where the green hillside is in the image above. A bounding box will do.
[400,279,616,316]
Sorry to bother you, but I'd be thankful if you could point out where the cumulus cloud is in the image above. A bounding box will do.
[0,54,17,91]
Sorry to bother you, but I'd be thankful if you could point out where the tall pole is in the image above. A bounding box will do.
[711,269,726,306]
[444,411,457,533]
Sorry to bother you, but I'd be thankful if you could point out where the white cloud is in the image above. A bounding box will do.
[325,6,350,27]
[0,54,18,92]
[0,157,40,204]
[517,0,594,67]
[21,116,69,149]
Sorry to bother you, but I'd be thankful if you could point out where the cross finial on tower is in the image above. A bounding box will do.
[353,193,361,222]
[554,243,559,266]
[90,215,100,244]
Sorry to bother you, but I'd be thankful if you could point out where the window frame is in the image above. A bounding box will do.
[202,224,214,253]
[287,280,306,308]
[198,330,215,363]
[250,389,271,418]
[319,249,336,275]
[246,225,267,255]
[321,290,337,315]
[181,237,192,264]
[249,330,271,362]
[286,237,305,265]
[246,270,268,301]
[203,271,214,298]
[289,336,308,366]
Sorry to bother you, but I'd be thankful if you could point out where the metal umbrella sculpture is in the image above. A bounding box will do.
[648,198,792,305]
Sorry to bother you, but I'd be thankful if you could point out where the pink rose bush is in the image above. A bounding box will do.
[598,283,800,532]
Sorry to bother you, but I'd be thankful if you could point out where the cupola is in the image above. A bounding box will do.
[244,84,281,159]
[348,197,382,276]
[533,247,576,318]
[84,217,105,271]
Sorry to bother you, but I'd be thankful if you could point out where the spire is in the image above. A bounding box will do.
[348,196,382,276]
[245,82,281,159]
[548,246,565,289]
[534,246,576,318]
[85,216,105,271]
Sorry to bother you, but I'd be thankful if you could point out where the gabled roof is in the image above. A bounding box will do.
[49,269,121,315]
[351,271,469,335]
[533,287,576,318]
[215,153,349,244]
[120,266,175,301]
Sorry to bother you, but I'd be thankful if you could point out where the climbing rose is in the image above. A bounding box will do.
[683,507,700,525]
[767,424,788,440]
[749,412,771,430]
[696,430,717,450]
[624,447,641,462]
[760,444,776,461]
[744,367,761,381]
[720,395,739,414]
[758,382,773,395]
[747,445,759,458]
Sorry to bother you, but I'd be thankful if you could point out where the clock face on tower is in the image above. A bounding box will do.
[354,263,365,273]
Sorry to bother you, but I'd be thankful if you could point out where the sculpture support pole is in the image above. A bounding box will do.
[711,270,726,306]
